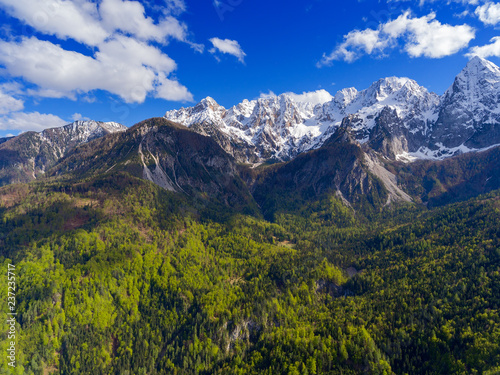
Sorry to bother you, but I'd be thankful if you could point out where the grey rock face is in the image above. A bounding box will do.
[431,56,500,150]
[0,120,127,186]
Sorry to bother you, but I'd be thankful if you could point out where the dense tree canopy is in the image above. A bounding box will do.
[1,172,499,374]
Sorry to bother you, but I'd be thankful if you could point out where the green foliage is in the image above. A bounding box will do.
[1,172,500,374]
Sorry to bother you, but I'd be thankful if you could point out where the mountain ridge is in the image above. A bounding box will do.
[165,56,500,164]
[0,120,127,186]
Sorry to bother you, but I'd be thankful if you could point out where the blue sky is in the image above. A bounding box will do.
[1,0,500,137]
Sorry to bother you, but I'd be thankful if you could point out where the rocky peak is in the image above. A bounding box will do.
[164,57,500,163]
[464,55,500,76]
[360,77,412,106]
[193,96,223,113]
[443,56,500,108]
[40,120,127,146]
[334,87,358,108]
[0,119,127,186]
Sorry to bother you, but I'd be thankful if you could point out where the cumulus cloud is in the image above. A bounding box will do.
[0,0,107,46]
[0,36,192,103]
[155,72,193,101]
[318,11,475,65]
[71,113,91,121]
[467,36,500,58]
[388,0,480,4]
[99,0,188,43]
[163,0,187,15]
[209,37,246,63]
[0,0,195,104]
[258,91,277,100]
[286,89,334,106]
[0,83,24,114]
[0,0,190,45]
[0,111,67,132]
[475,2,500,25]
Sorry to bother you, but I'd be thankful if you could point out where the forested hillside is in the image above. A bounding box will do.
[1,166,499,374]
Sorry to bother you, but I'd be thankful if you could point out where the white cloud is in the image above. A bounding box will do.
[475,2,500,25]
[0,111,67,132]
[99,0,187,43]
[467,36,500,58]
[27,88,76,99]
[388,0,480,4]
[0,0,108,46]
[0,0,196,105]
[286,89,333,106]
[71,113,91,121]
[389,12,476,58]
[0,83,24,114]
[258,91,277,100]
[320,28,391,63]
[0,0,190,46]
[209,37,246,63]
[318,11,475,65]
[0,36,192,103]
[163,0,186,15]
[155,72,193,101]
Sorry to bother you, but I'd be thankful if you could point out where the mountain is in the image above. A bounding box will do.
[165,95,326,163]
[0,120,126,186]
[394,143,500,207]
[426,56,500,157]
[250,120,412,219]
[2,120,500,374]
[165,57,500,163]
[50,117,258,217]
[164,77,438,163]
[0,136,14,145]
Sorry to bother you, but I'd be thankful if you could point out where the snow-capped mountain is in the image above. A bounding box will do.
[165,94,326,162]
[0,120,127,186]
[38,120,127,159]
[421,56,500,159]
[165,56,500,163]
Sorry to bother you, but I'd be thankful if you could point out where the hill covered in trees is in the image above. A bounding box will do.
[1,118,500,374]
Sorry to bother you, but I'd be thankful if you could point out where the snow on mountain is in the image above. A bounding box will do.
[166,94,325,161]
[165,57,500,163]
[41,120,126,142]
[38,120,128,159]
[413,56,500,159]
[0,120,127,186]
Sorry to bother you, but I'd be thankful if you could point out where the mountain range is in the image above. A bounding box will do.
[2,58,500,375]
[0,57,499,212]
[0,120,126,186]
[165,56,500,163]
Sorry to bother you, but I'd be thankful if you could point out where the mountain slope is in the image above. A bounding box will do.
[393,144,500,207]
[0,120,126,186]
[50,117,259,216]
[165,77,438,163]
[250,120,412,220]
[427,56,500,155]
[2,147,500,374]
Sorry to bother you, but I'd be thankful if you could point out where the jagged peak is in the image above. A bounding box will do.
[444,57,500,100]
[200,96,219,105]
[334,87,358,107]
[194,96,224,111]
[464,56,500,74]
[359,76,414,104]
[323,115,359,146]
[42,120,126,135]
[368,76,413,93]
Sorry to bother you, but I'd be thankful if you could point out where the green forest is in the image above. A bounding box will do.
[1,170,500,374]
